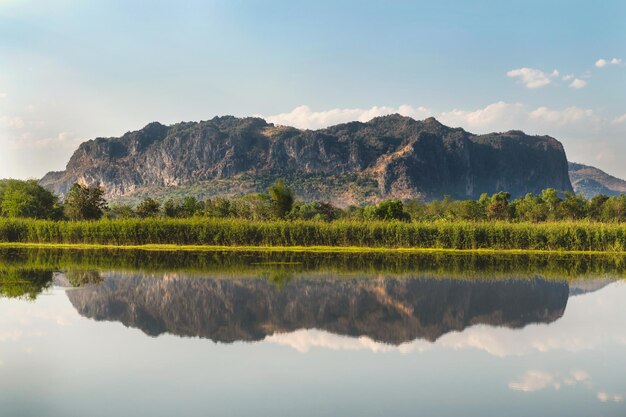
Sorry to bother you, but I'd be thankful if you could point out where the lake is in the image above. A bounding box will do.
[1,248,625,417]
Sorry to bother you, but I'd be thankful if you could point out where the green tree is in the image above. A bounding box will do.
[180,196,202,217]
[559,192,587,220]
[513,193,547,222]
[268,179,294,219]
[290,201,340,222]
[204,197,232,218]
[162,199,181,218]
[136,198,161,218]
[105,204,136,220]
[587,194,609,220]
[0,179,60,219]
[63,183,108,221]
[486,192,511,220]
[541,188,562,220]
[456,200,485,220]
[601,195,626,222]
[364,200,410,221]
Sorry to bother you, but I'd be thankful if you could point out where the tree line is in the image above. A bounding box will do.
[1,178,626,223]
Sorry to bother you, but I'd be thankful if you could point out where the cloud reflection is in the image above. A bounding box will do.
[264,283,626,357]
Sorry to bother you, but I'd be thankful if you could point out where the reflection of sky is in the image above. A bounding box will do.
[0,284,624,417]
[265,282,626,357]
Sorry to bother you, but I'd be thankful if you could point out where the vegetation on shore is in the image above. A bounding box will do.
[1,179,626,251]
[2,178,626,223]
[2,247,626,300]
[0,218,625,251]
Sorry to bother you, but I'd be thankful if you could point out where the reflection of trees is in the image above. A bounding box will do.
[65,270,103,287]
[0,269,53,300]
[266,269,294,290]
[1,247,626,280]
[0,268,102,301]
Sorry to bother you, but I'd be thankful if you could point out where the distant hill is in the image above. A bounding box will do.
[40,115,573,206]
[568,162,626,199]
[67,274,569,344]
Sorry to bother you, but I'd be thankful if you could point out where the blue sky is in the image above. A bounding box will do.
[1,0,625,178]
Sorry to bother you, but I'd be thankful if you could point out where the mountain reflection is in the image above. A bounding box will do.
[66,273,570,344]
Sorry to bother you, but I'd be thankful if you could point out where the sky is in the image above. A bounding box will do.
[0,0,625,179]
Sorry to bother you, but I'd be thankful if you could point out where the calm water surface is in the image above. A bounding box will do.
[0,249,625,416]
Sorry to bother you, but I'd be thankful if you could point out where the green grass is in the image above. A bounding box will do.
[1,218,626,252]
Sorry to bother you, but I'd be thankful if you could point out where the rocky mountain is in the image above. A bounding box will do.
[41,115,573,205]
[568,162,626,199]
[66,273,569,344]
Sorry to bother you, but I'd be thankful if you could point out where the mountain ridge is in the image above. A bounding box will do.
[40,114,574,205]
[569,161,626,198]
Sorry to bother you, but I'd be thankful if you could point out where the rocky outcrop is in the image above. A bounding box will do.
[41,115,573,205]
[66,273,569,344]
[568,162,626,198]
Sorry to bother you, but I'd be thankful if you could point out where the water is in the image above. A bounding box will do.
[1,249,625,417]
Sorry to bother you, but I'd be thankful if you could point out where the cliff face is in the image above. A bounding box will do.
[568,162,626,198]
[41,115,573,204]
[66,273,569,344]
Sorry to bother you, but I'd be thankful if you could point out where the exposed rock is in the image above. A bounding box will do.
[41,115,573,205]
[568,162,626,198]
[66,273,569,344]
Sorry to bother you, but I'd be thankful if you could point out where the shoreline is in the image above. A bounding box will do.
[1,242,625,255]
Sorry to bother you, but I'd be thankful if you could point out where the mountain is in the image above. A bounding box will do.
[568,162,626,199]
[41,115,573,205]
[66,273,569,344]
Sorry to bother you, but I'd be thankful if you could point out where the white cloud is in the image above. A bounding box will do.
[595,58,622,68]
[612,113,626,125]
[509,371,558,392]
[0,115,25,129]
[509,370,624,404]
[264,104,432,130]
[261,282,626,358]
[263,101,626,177]
[437,102,597,132]
[265,329,430,353]
[569,78,587,89]
[506,67,559,89]
[265,102,600,134]
[562,74,574,81]
[597,392,624,403]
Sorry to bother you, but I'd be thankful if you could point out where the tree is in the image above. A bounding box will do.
[587,194,609,220]
[601,195,626,222]
[541,188,562,220]
[513,193,547,222]
[178,196,202,217]
[486,192,511,220]
[559,192,587,220]
[63,183,108,221]
[0,179,61,219]
[456,200,485,220]
[364,200,411,221]
[204,197,232,218]
[268,179,294,219]
[162,199,181,218]
[105,204,136,219]
[290,201,340,221]
[136,198,161,218]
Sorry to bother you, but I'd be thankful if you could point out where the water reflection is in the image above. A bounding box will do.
[63,273,574,344]
[1,249,625,416]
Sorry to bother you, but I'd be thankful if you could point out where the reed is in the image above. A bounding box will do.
[0,218,625,251]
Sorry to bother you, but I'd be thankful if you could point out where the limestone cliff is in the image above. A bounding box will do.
[66,273,569,344]
[41,115,573,205]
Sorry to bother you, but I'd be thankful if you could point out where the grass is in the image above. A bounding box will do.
[1,241,626,255]
[0,218,626,252]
